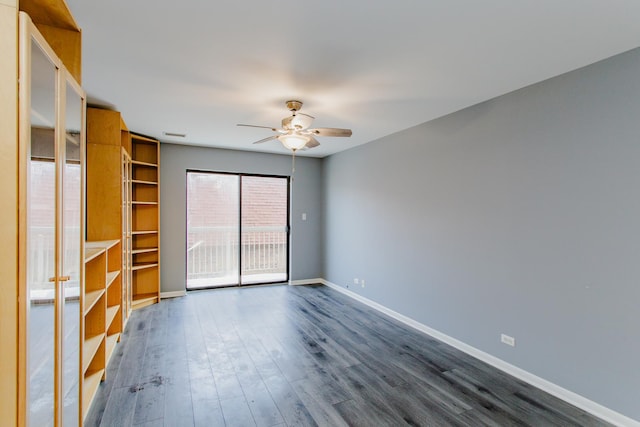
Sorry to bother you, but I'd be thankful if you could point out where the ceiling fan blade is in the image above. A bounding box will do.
[296,112,315,120]
[237,124,278,131]
[309,128,352,137]
[305,135,320,149]
[252,135,278,144]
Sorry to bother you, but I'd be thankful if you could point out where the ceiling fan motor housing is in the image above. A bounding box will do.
[286,100,303,112]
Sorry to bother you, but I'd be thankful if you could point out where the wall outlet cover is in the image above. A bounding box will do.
[501,334,516,347]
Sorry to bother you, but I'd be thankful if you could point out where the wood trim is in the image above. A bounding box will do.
[17,13,32,426]
[156,141,161,301]
[53,29,65,424]
[160,290,186,299]
[0,2,18,425]
[288,278,323,286]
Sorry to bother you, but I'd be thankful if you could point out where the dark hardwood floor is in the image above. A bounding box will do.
[85,284,611,426]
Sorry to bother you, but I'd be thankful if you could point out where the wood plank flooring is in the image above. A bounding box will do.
[85,284,611,426]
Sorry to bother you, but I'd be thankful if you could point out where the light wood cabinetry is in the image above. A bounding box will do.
[17,8,85,426]
[82,239,121,419]
[87,109,161,311]
[0,2,20,424]
[19,0,82,84]
[85,107,130,419]
[87,108,128,241]
[131,134,161,309]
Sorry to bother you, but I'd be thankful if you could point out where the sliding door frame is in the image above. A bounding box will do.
[185,169,291,289]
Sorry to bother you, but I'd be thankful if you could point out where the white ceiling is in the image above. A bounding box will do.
[66,0,640,158]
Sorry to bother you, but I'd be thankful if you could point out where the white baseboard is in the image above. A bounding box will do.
[321,279,639,427]
[160,290,186,299]
[289,278,324,286]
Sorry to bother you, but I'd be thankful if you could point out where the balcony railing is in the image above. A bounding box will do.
[30,225,288,294]
[29,226,81,302]
[187,225,287,287]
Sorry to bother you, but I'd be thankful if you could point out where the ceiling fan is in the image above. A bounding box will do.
[237,100,352,151]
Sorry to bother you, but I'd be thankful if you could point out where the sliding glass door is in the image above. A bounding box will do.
[240,175,288,285]
[186,171,289,289]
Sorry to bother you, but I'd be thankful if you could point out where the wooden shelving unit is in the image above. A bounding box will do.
[85,107,132,420]
[82,239,121,419]
[83,111,160,419]
[131,133,161,309]
[122,149,133,324]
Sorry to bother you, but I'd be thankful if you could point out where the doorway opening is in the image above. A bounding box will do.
[186,171,289,289]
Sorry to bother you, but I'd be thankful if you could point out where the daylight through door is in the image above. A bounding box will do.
[186,172,289,289]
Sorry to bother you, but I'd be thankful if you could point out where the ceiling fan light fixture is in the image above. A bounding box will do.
[278,133,309,151]
[291,113,314,130]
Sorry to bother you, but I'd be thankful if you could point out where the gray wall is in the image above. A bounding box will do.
[323,47,640,420]
[160,144,323,293]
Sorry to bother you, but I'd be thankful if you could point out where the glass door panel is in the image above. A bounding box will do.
[28,37,57,427]
[240,176,289,285]
[61,79,83,426]
[187,172,239,289]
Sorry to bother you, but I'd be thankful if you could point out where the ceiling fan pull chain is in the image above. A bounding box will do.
[291,149,296,178]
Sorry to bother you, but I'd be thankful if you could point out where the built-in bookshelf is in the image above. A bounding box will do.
[131,133,161,309]
[82,239,121,420]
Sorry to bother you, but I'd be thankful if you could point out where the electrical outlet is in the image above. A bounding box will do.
[501,334,515,347]
[302,213,307,221]
[361,279,365,288]
[354,278,359,285]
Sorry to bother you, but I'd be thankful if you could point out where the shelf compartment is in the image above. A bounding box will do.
[82,369,105,420]
[105,333,119,365]
[132,293,158,310]
[106,305,119,329]
[131,136,158,164]
[132,165,157,182]
[84,289,105,315]
[85,246,105,263]
[133,249,157,264]
[106,270,120,288]
[131,133,158,144]
[84,250,106,294]
[82,334,104,374]
[132,205,158,230]
[132,183,157,203]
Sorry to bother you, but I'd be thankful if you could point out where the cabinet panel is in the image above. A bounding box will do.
[86,143,122,240]
[0,4,18,420]
[19,12,86,426]
[61,78,83,426]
